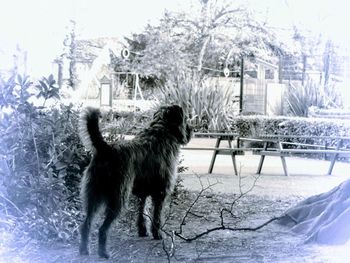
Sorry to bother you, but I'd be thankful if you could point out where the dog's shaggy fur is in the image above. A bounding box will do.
[78,105,192,258]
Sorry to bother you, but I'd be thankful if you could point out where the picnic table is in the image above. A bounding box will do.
[246,135,350,176]
[182,132,265,175]
[182,133,350,176]
[181,132,241,175]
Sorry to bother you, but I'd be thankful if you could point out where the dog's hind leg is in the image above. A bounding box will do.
[151,194,166,240]
[136,196,148,237]
[98,200,121,259]
[79,200,97,255]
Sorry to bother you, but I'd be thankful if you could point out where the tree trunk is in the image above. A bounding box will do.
[279,179,350,245]
[197,0,212,73]
[197,35,211,72]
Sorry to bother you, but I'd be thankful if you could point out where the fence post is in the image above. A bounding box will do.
[239,57,244,113]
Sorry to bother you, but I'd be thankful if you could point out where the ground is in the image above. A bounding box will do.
[1,138,350,262]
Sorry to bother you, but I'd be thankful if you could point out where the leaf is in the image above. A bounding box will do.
[17,74,23,85]
[58,169,67,178]
[38,80,48,91]
[48,74,54,83]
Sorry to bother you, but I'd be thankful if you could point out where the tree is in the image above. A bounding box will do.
[113,0,282,84]
[108,0,285,129]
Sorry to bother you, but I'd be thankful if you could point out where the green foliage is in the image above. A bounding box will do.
[36,74,60,106]
[115,1,281,86]
[232,115,350,147]
[190,82,235,131]
[0,73,89,242]
[286,81,321,117]
[286,79,343,117]
[110,0,282,131]
[160,74,236,131]
[0,74,33,109]
[101,109,153,141]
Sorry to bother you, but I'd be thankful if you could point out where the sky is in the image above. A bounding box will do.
[0,0,349,77]
[1,0,186,76]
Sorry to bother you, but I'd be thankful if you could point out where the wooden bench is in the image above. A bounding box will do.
[250,135,350,176]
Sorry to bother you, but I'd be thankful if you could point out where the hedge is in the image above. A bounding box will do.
[101,110,350,148]
[231,115,350,148]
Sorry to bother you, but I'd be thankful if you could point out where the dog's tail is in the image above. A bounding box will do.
[79,107,109,152]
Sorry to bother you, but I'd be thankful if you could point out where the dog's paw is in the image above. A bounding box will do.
[138,226,148,237]
[98,248,110,259]
[79,245,89,256]
[152,230,163,240]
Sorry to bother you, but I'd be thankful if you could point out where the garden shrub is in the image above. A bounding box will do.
[231,115,350,148]
[0,74,90,242]
[159,73,236,132]
[286,79,343,117]
[101,109,153,141]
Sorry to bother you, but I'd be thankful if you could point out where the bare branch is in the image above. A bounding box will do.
[212,7,244,25]
[162,230,176,262]
[173,18,201,31]
[0,194,26,217]
[172,166,282,242]
[177,175,219,235]
[197,35,212,72]
[175,216,282,242]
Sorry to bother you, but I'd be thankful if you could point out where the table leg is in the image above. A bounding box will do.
[208,137,221,173]
[228,139,238,175]
[278,142,289,176]
[256,142,267,174]
[327,140,342,175]
[280,156,289,176]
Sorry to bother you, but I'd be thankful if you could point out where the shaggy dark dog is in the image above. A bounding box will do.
[78,105,192,258]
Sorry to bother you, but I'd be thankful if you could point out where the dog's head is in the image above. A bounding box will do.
[152,105,192,145]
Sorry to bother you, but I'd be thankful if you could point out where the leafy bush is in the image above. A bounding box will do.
[309,107,350,119]
[101,109,153,140]
[232,115,350,148]
[0,74,89,242]
[286,79,343,117]
[160,73,236,131]
[35,74,60,106]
